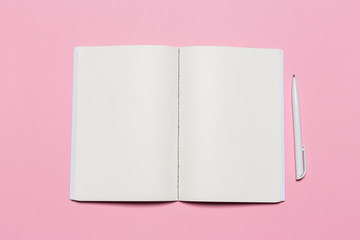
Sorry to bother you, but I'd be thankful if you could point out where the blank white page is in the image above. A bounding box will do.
[179,46,284,202]
[70,46,178,201]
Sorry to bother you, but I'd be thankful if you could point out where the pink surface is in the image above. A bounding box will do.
[0,0,359,239]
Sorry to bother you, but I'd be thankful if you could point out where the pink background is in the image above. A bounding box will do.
[1,0,359,239]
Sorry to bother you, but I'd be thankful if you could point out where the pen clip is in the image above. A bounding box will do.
[299,146,306,179]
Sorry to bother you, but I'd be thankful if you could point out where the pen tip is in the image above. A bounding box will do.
[293,74,295,78]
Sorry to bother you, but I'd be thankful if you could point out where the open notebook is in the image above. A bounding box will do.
[70,45,285,203]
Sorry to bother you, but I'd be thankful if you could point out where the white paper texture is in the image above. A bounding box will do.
[71,46,178,201]
[179,46,284,202]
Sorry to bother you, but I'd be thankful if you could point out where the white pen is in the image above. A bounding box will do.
[292,74,306,180]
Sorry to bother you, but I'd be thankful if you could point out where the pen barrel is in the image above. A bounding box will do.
[293,77,306,179]
[292,78,302,147]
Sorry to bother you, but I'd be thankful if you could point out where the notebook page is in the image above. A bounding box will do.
[71,46,178,201]
[179,46,284,202]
